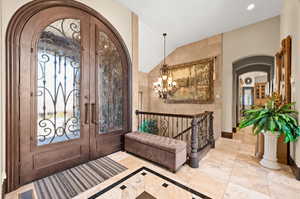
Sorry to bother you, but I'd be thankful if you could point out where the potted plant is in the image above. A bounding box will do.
[239,96,300,170]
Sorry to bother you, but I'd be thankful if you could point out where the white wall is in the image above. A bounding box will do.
[138,21,161,72]
[239,72,268,88]
[222,16,280,132]
[0,0,133,192]
[280,0,300,166]
[138,20,175,72]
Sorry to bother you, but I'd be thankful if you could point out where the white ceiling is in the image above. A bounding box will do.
[115,0,282,72]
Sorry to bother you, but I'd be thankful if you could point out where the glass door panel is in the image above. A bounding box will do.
[36,19,82,145]
[97,31,124,134]
[88,19,129,158]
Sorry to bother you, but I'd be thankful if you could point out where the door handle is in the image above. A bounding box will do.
[91,103,96,124]
[84,103,89,124]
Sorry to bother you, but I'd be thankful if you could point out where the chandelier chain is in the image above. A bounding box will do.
[153,33,177,99]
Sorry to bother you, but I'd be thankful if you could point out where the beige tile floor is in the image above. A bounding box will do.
[5,128,300,199]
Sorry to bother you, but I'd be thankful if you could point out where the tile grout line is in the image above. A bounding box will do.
[221,136,240,199]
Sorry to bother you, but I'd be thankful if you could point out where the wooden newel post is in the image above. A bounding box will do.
[190,118,199,168]
[209,112,215,148]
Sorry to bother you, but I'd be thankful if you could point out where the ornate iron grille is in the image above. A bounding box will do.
[36,19,81,146]
[97,31,124,133]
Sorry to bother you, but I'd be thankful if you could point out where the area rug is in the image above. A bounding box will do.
[34,157,127,199]
[89,167,212,199]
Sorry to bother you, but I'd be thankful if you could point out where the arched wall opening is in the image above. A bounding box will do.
[232,55,274,129]
[237,71,268,123]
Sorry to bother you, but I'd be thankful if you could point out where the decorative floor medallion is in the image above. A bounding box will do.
[89,167,211,199]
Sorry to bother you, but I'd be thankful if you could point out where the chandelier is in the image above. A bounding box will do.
[153,33,177,99]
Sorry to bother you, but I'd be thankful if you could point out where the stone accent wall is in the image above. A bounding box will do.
[138,72,150,111]
[131,13,139,131]
[146,34,223,139]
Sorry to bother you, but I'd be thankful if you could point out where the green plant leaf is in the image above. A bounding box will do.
[239,98,300,143]
[269,117,276,132]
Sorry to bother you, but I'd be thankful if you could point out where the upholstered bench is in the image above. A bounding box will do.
[124,131,187,172]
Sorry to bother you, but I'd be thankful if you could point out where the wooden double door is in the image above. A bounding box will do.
[19,7,130,184]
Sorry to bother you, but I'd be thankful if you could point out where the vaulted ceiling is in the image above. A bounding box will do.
[116,0,282,72]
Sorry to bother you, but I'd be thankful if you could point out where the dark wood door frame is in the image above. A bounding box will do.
[5,0,132,193]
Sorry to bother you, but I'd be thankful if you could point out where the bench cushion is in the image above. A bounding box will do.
[125,131,186,153]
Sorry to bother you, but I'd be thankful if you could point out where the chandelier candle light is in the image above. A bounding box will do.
[153,33,177,99]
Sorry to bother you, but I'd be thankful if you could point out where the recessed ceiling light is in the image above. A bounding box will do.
[247,3,255,11]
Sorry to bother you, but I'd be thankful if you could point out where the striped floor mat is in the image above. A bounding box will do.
[34,157,127,199]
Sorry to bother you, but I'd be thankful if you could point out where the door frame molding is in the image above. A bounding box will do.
[5,0,132,192]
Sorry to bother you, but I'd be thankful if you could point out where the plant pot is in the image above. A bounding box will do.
[260,131,281,170]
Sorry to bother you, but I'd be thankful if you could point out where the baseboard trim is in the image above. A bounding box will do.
[221,131,233,139]
[289,155,300,181]
[1,171,7,197]
[1,178,6,199]
[232,127,237,133]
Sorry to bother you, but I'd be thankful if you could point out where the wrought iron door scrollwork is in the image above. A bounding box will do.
[36,19,81,146]
[97,31,124,133]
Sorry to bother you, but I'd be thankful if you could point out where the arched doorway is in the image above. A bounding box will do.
[6,0,132,192]
[232,55,274,129]
[238,71,268,123]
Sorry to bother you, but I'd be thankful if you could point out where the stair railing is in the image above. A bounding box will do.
[135,110,215,168]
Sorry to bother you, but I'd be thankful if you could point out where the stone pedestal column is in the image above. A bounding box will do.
[260,131,281,170]
[255,133,264,158]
